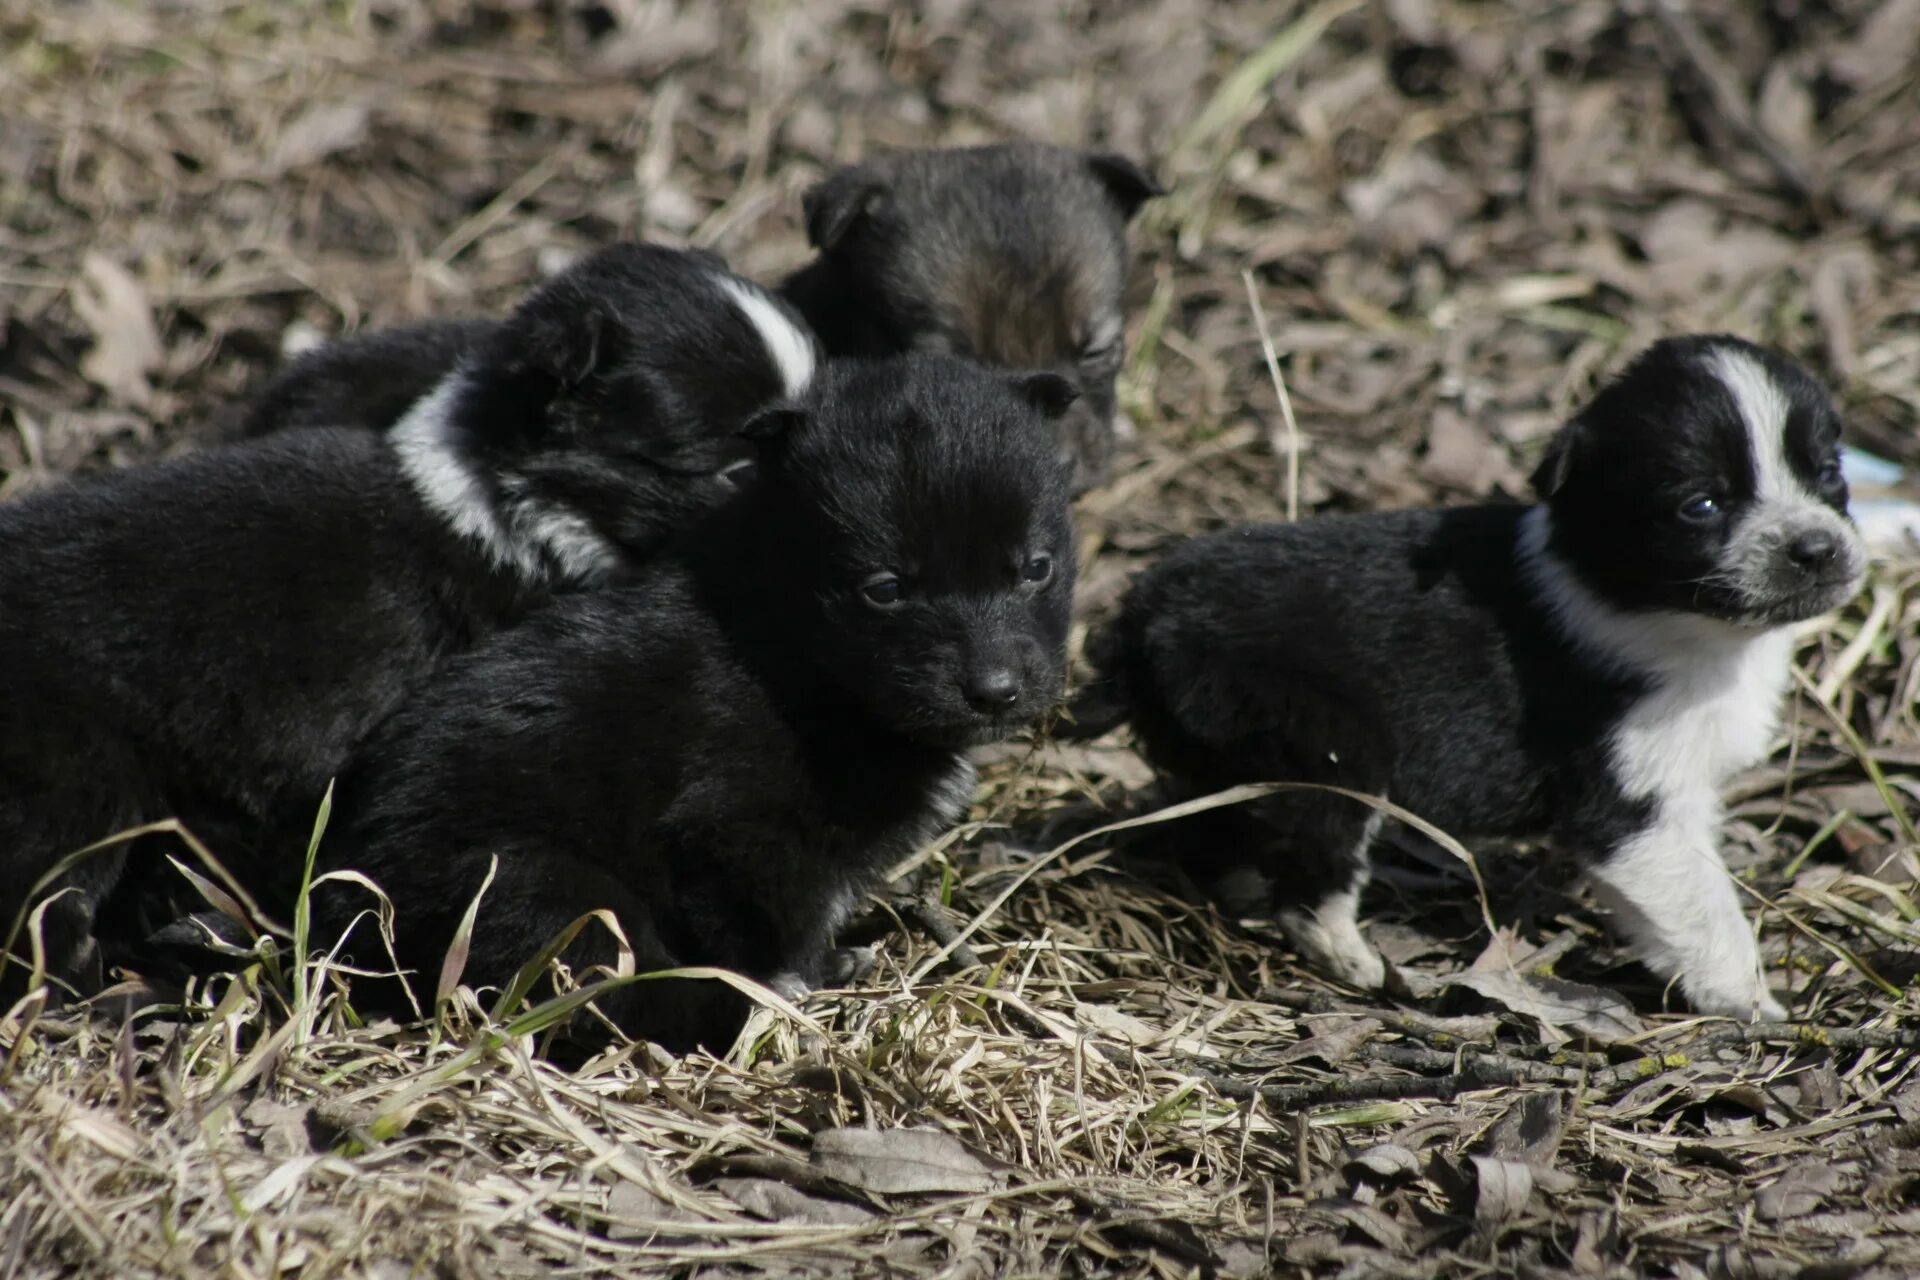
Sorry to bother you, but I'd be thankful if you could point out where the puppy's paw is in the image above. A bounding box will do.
[1682,972,1787,1022]
[1278,896,1386,991]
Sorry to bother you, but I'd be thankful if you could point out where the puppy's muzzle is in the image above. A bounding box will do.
[1738,510,1866,620]
[962,666,1022,712]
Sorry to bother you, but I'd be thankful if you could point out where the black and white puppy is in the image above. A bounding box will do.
[311,355,1078,1052]
[1075,336,1865,1019]
[783,142,1164,492]
[0,243,814,996]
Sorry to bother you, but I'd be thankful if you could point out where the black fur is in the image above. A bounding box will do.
[234,318,495,438]
[310,355,1078,1052]
[1075,336,1863,1015]
[229,147,1160,493]
[0,244,808,998]
[781,142,1163,492]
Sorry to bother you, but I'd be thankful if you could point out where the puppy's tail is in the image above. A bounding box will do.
[1056,619,1133,741]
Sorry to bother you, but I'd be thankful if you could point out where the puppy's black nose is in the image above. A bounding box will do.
[963,668,1021,711]
[1786,530,1839,569]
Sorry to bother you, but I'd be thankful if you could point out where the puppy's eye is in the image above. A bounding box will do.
[1678,495,1721,522]
[860,575,904,610]
[1021,554,1054,585]
[718,459,759,488]
[1817,459,1845,489]
[1079,340,1118,366]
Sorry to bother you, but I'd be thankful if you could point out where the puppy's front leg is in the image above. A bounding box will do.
[1585,797,1785,1021]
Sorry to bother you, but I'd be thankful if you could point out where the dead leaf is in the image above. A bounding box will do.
[1481,1092,1566,1167]
[72,254,163,409]
[242,1096,313,1161]
[1755,1163,1845,1221]
[1075,1003,1165,1047]
[1470,1155,1534,1228]
[604,1182,700,1243]
[269,103,371,174]
[1829,0,1920,89]
[1272,1016,1382,1066]
[1345,1143,1423,1183]
[1423,406,1519,494]
[1447,970,1644,1044]
[713,1177,875,1226]
[810,1128,1003,1195]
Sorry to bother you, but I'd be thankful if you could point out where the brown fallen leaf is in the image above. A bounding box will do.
[1446,969,1644,1045]
[71,253,163,410]
[603,1182,702,1244]
[1469,1155,1535,1229]
[1344,1143,1423,1184]
[713,1177,875,1227]
[1481,1091,1566,1168]
[810,1128,1004,1195]
[1755,1163,1846,1222]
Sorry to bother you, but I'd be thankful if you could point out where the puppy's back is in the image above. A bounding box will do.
[1099,505,1619,830]
[233,319,494,438]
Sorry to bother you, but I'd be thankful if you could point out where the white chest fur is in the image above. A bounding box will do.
[1516,506,1795,1019]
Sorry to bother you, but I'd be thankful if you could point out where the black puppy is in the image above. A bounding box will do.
[783,142,1163,491]
[0,243,815,996]
[233,318,496,440]
[236,145,1161,492]
[311,355,1077,1052]
[1075,337,1865,1019]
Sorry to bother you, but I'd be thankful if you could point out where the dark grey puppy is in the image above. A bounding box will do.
[232,144,1161,492]
[1074,337,1864,1019]
[782,142,1163,491]
[311,355,1078,1052]
[0,243,814,999]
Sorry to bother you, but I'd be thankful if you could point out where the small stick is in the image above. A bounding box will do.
[1241,269,1301,522]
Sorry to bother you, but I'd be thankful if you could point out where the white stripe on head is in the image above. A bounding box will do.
[716,276,817,399]
[393,370,619,586]
[1704,342,1864,609]
[1706,345,1794,503]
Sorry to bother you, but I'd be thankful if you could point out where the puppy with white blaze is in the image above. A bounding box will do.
[308,355,1078,1053]
[1073,336,1865,1019]
[0,243,815,999]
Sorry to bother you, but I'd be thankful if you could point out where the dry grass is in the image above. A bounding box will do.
[3,0,1919,1276]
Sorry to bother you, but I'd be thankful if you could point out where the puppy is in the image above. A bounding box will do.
[1074,336,1865,1019]
[233,318,495,440]
[0,243,814,997]
[233,145,1160,492]
[311,355,1078,1052]
[782,142,1163,492]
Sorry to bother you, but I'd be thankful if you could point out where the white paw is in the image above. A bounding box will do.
[1279,889,1386,990]
[1682,971,1787,1022]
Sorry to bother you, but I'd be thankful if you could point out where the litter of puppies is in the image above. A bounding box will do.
[2,2,1917,1276]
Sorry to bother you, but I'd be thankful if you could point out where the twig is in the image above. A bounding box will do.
[1674,1023,1920,1054]
[1194,1059,1564,1109]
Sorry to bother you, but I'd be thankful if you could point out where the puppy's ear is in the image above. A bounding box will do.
[1086,151,1165,221]
[506,299,623,396]
[1531,421,1583,498]
[803,167,890,251]
[1010,371,1081,421]
[740,403,807,442]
